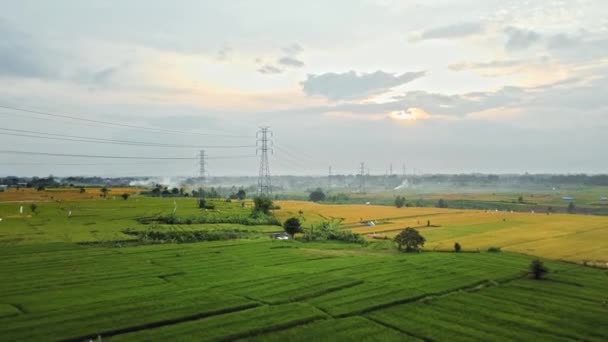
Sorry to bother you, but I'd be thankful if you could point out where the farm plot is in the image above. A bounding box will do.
[276,201,608,263]
[1,239,607,341]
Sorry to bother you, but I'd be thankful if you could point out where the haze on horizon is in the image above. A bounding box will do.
[1,0,607,177]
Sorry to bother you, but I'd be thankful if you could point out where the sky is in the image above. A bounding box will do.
[0,0,607,177]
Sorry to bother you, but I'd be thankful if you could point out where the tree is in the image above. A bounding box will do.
[283,217,302,238]
[437,198,448,208]
[236,189,246,201]
[253,196,273,215]
[171,187,180,195]
[100,187,109,198]
[394,228,426,252]
[395,196,406,208]
[518,196,524,203]
[529,259,548,280]
[454,242,462,253]
[309,188,326,202]
[567,202,576,214]
[121,193,130,200]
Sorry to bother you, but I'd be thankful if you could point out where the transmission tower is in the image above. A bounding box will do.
[199,150,206,196]
[328,166,332,189]
[359,162,366,193]
[256,127,273,196]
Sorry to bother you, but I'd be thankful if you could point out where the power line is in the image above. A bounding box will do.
[0,128,255,149]
[0,104,252,138]
[0,150,255,160]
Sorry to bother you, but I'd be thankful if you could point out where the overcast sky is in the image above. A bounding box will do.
[1,0,607,177]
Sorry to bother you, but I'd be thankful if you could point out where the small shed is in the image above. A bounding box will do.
[270,232,290,240]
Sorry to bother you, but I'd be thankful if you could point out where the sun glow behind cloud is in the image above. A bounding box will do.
[388,107,430,122]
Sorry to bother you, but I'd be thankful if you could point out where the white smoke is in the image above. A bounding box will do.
[394,179,410,190]
[129,177,186,189]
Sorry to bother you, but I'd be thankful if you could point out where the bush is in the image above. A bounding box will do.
[123,228,248,244]
[121,193,130,200]
[253,196,273,215]
[529,259,548,280]
[487,246,501,253]
[141,213,280,226]
[309,188,326,202]
[454,242,462,253]
[302,220,367,245]
[395,196,406,208]
[198,199,215,210]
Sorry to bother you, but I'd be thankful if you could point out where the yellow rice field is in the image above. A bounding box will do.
[277,201,608,265]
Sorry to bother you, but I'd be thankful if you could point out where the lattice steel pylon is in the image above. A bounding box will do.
[198,150,206,198]
[256,127,273,196]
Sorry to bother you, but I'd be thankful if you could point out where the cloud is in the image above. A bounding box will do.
[301,70,426,100]
[0,20,54,78]
[411,22,485,41]
[504,26,541,51]
[278,56,305,68]
[282,44,303,55]
[257,64,283,74]
[216,46,232,61]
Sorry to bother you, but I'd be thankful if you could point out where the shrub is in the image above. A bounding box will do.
[30,203,38,214]
[529,259,548,280]
[309,188,326,202]
[253,196,273,215]
[487,246,501,253]
[454,242,462,253]
[121,193,130,200]
[395,196,406,208]
[302,220,367,245]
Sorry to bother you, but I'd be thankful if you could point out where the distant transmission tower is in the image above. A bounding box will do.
[328,166,332,189]
[359,162,366,193]
[256,127,273,196]
[199,150,206,196]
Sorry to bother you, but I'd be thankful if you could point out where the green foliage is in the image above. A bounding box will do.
[301,220,367,245]
[487,246,502,253]
[529,259,548,280]
[394,196,406,208]
[394,227,425,252]
[236,189,246,200]
[29,203,38,214]
[198,199,215,210]
[454,242,462,253]
[121,193,130,200]
[123,228,251,243]
[283,217,302,237]
[309,188,326,202]
[437,198,448,208]
[100,187,109,198]
[146,214,280,226]
[253,196,274,215]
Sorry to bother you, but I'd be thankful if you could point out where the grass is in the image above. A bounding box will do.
[0,189,606,340]
[277,201,608,264]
